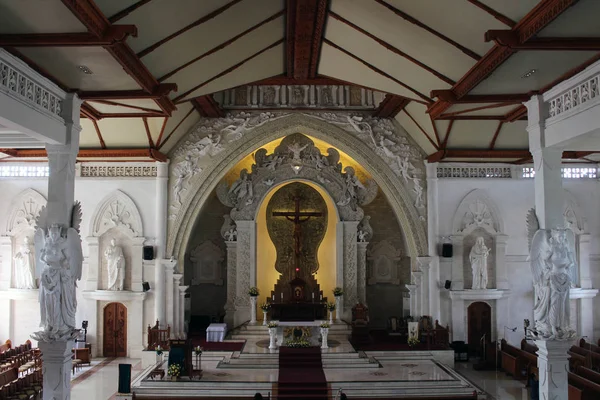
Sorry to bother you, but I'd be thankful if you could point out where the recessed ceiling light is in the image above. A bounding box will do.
[77,65,93,75]
[521,69,537,79]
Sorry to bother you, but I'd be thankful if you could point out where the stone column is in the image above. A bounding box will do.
[173,274,183,337]
[535,340,574,400]
[154,162,169,326]
[356,241,368,306]
[84,237,100,290]
[449,294,465,342]
[406,284,417,317]
[449,235,464,290]
[224,241,237,328]
[417,257,431,316]
[411,271,423,317]
[494,234,509,289]
[426,163,441,321]
[0,236,12,290]
[249,296,257,325]
[164,261,175,335]
[130,237,145,291]
[578,233,592,288]
[340,221,359,318]
[179,286,188,338]
[39,93,82,400]
[234,221,253,326]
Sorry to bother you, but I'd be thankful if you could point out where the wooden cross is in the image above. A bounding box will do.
[272,194,322,274]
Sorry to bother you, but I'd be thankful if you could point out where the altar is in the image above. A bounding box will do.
[275,320,326,347]
[270,302,327,321]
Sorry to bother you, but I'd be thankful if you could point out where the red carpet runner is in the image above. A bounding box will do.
[277,347,328,400]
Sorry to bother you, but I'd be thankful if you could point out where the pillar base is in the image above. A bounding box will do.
[534,339,574,400]
[38,339,76,400]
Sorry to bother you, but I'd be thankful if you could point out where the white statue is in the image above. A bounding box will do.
[469,237,490,290]
[105,238,125,291]
[229,169,253,203]
[357,230,367,242]
[14,236,37,289]
[32,203,83,341]
[287,141,308,161]
[224,228,237,242]
[529,229,577,339]
[412,177,424,208]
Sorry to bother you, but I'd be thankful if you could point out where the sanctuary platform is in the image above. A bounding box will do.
[131,323,484,399]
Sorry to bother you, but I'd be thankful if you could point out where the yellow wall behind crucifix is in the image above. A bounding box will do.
[256,180,337,310]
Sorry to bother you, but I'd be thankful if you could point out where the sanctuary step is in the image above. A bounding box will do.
[219,351,379,369]
[278,347,328,400]
[230,321,352,340]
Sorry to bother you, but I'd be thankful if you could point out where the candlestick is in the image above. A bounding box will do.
[320,294,322,301]
[272,295,274,301]
[281,292,283,300]
[312,293,314,300]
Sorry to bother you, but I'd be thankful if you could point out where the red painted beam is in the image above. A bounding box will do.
[191,95,225,118]
[286,0,328,79]
[0,26,137,46]
[79,84,177,100]
[373,95,410,118]
[0,148,168,161]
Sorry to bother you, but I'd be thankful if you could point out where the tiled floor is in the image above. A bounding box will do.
[454,362,531,400]
[70,358,143,400]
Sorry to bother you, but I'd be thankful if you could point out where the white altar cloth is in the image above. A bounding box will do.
[206,323,227,342]
[274,320,327,347]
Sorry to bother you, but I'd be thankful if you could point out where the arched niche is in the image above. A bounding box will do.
[1,188,46,289]
[449,189,507,291]
[167,113,428,270]
[86,190,146,292]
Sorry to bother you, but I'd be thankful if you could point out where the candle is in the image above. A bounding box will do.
[281,293,283,300]
[320,294,322,301]
[312,293,315,300]
[272,295,275,301]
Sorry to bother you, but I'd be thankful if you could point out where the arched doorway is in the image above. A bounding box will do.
[103,302,127,357]
[467,301,491,355]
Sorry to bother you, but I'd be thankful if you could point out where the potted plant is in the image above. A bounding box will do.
[333,287,344,297]
[193,346,202,370]
[327,302,335,324]
[260,303,271,326]
[167,363,182,381]
[407,336,420,348]
[267,321,278,329]
[248,287,259,296]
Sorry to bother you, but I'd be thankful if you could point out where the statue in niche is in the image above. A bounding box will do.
[229,169,253,205]
[33,202,83,341]
[529,229,577,339]
[469,237,490,290]
[14,236,37,289]
[288,141,308,162]
[105,238,125,291]
[263,87,276,105]
[292,86,304,105]
[321,87,333,106]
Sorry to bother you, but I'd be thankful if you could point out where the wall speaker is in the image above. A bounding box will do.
[142,282,150,292]
[441,243,453,258]
[143,246,154,260]
[444,280,452,290]
[118,364,132,394]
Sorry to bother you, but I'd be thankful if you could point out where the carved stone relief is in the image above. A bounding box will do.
[343,222,359,308]
[5,189,46,235]
[462,200,494,232]
[91,190,143,237]
[367,240,401,285]
[234,224,251,307]
[215,133,378,222]
[190,241,224,286]
[452,190,502,234]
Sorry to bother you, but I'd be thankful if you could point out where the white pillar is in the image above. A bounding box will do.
[224,241,237,328]
[249,296,257,325]
[234,221,254,326]
[411,271,423,317]
[165,262,175,335]
[406,284,417,317]
[535,340,574,400]
[449,295,465,342]
[578,233,592,288]
[356,241,368,306]
[154,162,169,326]
[173,274,183,337]
[450,235,464,290]
[417,257,431,316]
[178,286,188,338]
[494,234,509,289]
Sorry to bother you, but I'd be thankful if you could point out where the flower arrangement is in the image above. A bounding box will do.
[333,287,344,297]
[167,363,182,377]
[194,346,203,356]
[284,338,311,348]
[267,321,278,328]
[248,287,259,296]
[260,303,271,312]
[320,322,330,329]
[327,302,336,311]
[407,336,420,347]
[155,345,163,356]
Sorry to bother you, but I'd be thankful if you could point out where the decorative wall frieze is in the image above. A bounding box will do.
[5,189,46,235]
[90,190,143,237]
[548,71,599,119]
[215,133,378,222]
[216,85,385,110]
[79,163,157,178]
[437,166,512,179]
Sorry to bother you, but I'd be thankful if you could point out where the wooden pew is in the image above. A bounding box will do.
[0,341,11,355]
[500,339,526,379]
[569,372,600,400]
[576,366,600,385]
[580,338,600,354]
[570,345,600,371]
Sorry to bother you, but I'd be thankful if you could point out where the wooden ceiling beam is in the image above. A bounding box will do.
[0,25,137,47]
[488,121,504,150]
[437,115,506,120]
[430,91,531,104]
[191,95,225,118]
[427,149,531,162]
[108,0,152,23]
[78,84,177,100]
[427,0,579,119]
[374,0,481,60]
[373,95,410,118]
[504,105,528,122]
[0,148,168,161]
[137,0,243,58]
[286,0,328,79]
[329,11,455,85]
[486,30,600,50]
[466,0,516,28]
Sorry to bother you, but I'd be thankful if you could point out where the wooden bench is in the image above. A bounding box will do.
[500,339,526,379]
[569,371,600,400]
[569,345,600,371]
[580,338,600,354]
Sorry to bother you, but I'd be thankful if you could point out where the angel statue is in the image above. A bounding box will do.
[529,228,577,340]
[32,203,83,341]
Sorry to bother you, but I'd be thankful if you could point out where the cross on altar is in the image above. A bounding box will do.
[272,193,323,275]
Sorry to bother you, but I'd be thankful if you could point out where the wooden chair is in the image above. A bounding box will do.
[147,320,170,350]
[74,348,91,367]
[387,316,403,336]
[351,303,370,344]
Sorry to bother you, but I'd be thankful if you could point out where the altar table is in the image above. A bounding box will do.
[270,302,327,321]
[275,320,326,347]
[206,323,227,342]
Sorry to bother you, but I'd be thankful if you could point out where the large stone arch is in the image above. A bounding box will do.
[167,113,428,268]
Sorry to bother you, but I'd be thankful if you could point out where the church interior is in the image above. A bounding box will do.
[1,0,600,399]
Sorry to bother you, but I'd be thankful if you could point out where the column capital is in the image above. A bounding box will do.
[178,285,189,293]
[225,241,238,250]
[405,284,417,295]
[412,271,423,286]
[173,273,183,284]
[425,162,438,179]
[417,256,433,270]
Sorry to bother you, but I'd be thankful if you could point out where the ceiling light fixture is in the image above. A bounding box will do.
[77,65,93,75]
[521,69,537,79]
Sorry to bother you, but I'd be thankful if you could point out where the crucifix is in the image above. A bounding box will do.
[272,193,322,277]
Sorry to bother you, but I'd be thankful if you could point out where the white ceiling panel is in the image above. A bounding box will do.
[538,0,600,37]
[330,0,477,81]
[86,102,153,114]
[478,0,541,22]
[470,50,597,95]
[79,119,103,148]
[17,47,142,91]
[403,102,438,145]
[94,0,140,20]
[446,120,499,148]
[493,121,528,149]
[111,99,162,111]
[394,112,437,155]
[445,104,519,117]
[162,103,201,153]
[0,0,86,33]
[96,118,149,148]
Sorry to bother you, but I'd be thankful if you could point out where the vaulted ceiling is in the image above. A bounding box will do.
[1,0,599,163]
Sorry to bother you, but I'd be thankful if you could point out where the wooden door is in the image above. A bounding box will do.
[467,302,491,355]
[103,302,127,357]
